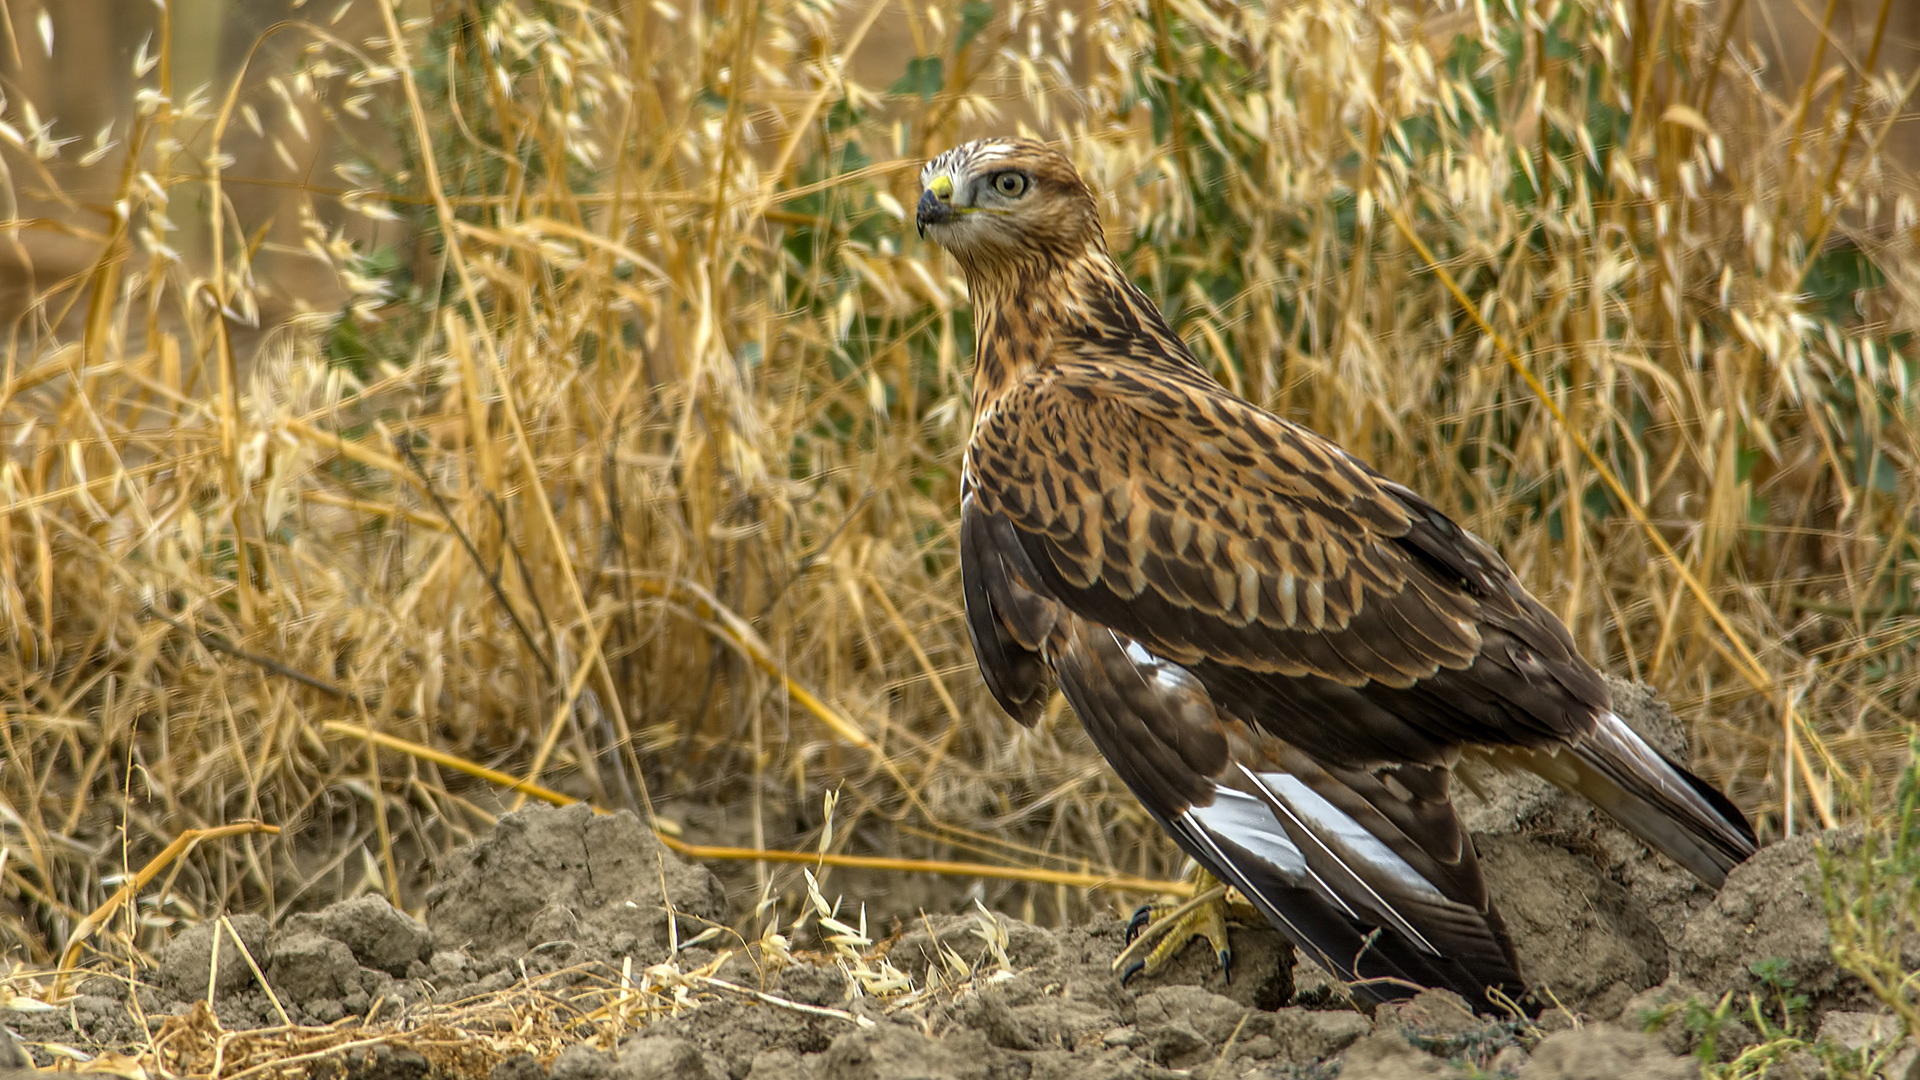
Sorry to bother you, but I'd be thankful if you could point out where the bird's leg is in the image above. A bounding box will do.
[1111,867,1252,984]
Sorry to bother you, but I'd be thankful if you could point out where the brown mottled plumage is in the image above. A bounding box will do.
[917,138,1756,1011]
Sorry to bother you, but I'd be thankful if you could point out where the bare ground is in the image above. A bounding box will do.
[0,683,1902,1077]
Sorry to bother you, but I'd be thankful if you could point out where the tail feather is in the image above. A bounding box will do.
[1504,711,1756,886]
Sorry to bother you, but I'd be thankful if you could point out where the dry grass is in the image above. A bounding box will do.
[0,0,1916,989]
[3,932,916,1078]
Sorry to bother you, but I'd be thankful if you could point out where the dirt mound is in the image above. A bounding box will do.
[1522,1026,1697,1080]
[0,742,1904,1080]
[1458,675,1722,951]
[0,804,1682,1078]
[1476,832,1668,1017]
[1675,826,1888,1013]
[426,801,728,963]
[2,805,732,1052]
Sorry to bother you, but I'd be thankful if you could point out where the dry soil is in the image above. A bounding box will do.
[1,679,1904,1078]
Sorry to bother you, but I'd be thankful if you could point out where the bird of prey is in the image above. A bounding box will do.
[915,137,1756,1012]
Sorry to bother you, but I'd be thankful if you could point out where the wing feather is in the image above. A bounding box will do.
[960,487,1053,726]
[1488,712,1758,884]
[967,364,1602,762]
[1032,618,1524,1007]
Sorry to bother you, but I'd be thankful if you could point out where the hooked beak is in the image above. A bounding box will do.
[916,172,956,239]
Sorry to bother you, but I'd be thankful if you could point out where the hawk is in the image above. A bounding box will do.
[915,137,1755,1011]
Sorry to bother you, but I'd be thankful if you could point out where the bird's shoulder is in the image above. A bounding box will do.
[967,357,1428,556]
[960,357,1593,706]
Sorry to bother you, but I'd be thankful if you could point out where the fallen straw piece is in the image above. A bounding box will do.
[695,974,876,1029]
[54,821,282,998]
[321,721,1191,898]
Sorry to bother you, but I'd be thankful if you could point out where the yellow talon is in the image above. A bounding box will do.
[1112,867,1244,983]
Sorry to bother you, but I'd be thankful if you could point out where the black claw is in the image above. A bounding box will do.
[1120,959,1146,986]
[1124,905,1153,943]
[1218,949,1232,985]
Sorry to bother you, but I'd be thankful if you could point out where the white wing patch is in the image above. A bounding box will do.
[1112,630,1442,954]
[1593,710,1726,823]
[1185,785,1311,880]
[1175,808,1335,961]
[1121,636,1195,695]
[1597,711,1678,777]
[1238,765,1444,955]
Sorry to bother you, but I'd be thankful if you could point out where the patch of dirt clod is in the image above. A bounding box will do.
[0,682,1903,1078]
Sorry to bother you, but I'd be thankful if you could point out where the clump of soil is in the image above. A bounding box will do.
[0,680,1904,1078]
[1475,833,1668,1019]
[1675,827,1890,1015]
[425,802,728,964]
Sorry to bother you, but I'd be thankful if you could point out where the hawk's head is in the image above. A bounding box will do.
[916,138,1099,266]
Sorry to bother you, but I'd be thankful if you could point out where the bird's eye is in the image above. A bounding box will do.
[991,172,1030,198]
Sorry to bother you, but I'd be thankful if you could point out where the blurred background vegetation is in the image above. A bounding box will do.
[0,0,1916,971]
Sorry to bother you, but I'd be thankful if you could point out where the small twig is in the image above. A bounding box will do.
[513,608,618,811]
[621,574,878,753]
[487,486,557,650]
[1146,0,1188,182]
[322,722,578,807]
[1206,1010,1253,1080]
[753,489,874,620]
[217,1035,403,1080]
[397,436,557,683]
[1346,973,1429,999]
[146,605,412,719]
[204,915,222,1013]
[599,409,644,815]
[696,975,875,1028]
[221,915,293,1028]
[317,722,1192,897]
[666,837,1194,894]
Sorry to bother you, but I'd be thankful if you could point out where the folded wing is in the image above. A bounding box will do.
[961,360,1754,1008]
[964,484,1525,1007]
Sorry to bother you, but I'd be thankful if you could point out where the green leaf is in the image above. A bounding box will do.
[891,55,944,101]
[956,0,994,52]
[826,97,862,132]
